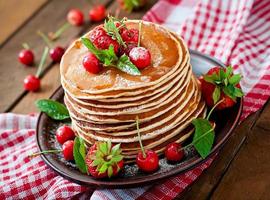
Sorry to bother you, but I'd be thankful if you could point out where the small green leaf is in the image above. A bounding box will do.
[111,144,121,156]
[233,87,244,97]
[99,142,108,155]
[104,16,126,47]
[192,118,215,159]
[223,85,237,100]
[99,163,108,173]
[203,75,216,84]
[92,158,103,167]
[35,99,70,120]
[212,87,221,104]
[116,54,141,75]
[107,166,113,178]
[79,140,86,160]
[219,68,226,80]
[229,74,242,85]
[107,140,112,154]
[73,137,87,173]
[110,155,124,163]
[225,66,233,77]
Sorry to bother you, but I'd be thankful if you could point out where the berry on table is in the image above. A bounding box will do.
[129,47,151,69]
[165,142,184,162]
[67,9,84,26]
[62,140,74,161]
[135,116,159,173]
[89,5,106,22]
[82,53,102,74]
[18,49,34,66]
[50,46,65,62]
[56,125,75,145]
[23,75,40,92]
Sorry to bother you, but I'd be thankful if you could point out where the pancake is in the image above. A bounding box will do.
[59,19,207,163]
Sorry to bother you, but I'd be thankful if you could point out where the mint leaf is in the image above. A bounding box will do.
[104,16,126,47]
[116,54,141,75]
[81,38,118,65]
[192,118,215,159]
[74,137,87,173]
[35,99,70,120]
[212,87,220,104]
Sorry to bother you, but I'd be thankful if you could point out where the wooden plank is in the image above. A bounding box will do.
[211,100,270,200]
[179,111,260,200]
[0,0,110,112]
[12,0,157,114]
[0,0,48,45]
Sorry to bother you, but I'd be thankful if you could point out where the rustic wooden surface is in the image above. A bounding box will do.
[0,1,269,199]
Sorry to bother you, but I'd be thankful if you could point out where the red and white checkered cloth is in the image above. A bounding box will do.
[1,0,270,199]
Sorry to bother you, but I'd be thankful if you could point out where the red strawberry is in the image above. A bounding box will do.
[92,35,120,54]
[121,28,139,44]
[85,141,124,178]
[200,66,244,110]
[89,26,107,42]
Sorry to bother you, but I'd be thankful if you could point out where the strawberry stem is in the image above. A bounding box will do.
[29,149,61,158]
[37,30,52,47]
[136,116,146,158]
[206,99,224,120]
[138,21,142,47]
[22,43,30,50]
[36,46,49,78]
[49,22,70,41]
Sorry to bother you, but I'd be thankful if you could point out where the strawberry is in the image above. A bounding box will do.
[91,34,120,54]
[85,141,124,178]
[117,0,147,12]
[200,66,244,110]
[89,26,107,42]
[121,28,139,44]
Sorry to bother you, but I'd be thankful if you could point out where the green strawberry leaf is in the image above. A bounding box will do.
[111,143,121,156]
[192,118,215,159]
[212,87,221,104]
[99,163,108,173]
[116,54,141,75]
[108,166,113,178]
[234,87,244,97]
[99,142,108,155]
[35,99,70,120]
[225,66,233,77]
[73,137,87,173]
[229,74,242,85]
[204,74,218,84]
[223,85,237,100]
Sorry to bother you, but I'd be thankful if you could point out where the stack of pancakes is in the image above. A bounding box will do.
[60,20,206,162]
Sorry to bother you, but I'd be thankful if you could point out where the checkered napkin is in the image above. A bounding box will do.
[1,0,270,199]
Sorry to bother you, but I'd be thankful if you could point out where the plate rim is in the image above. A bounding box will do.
[36,50,243,188]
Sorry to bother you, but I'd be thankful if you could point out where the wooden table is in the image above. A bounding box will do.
[0,1,269,199]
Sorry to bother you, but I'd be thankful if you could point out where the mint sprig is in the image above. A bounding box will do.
[203,66,244,103]
[74,137,88,174]
[104,16,126,47]
[81,37,141,75]
[35,99,70,120]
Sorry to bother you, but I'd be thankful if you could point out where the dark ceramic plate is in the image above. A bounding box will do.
[36,50,243,188]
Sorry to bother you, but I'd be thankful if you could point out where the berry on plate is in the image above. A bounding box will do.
[165,142,184,162]
[89,5,106,22]
[62,140,74,161]
[82,53,102,74]
[200,66,244,110]
[56,125,75,144]
[85,141,124,178]
[50,46,65,62]
[23,75,40,92]
[67,9,84,26]
[18,44,34,66]
[92,35,120,54]
[136,116,159,173]
[129,47,151,69]
[121,28,139,44]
